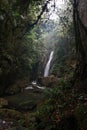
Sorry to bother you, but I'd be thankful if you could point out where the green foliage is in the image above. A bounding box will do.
[35,79,73,130]
[51,29,75,77]
[0,0,44,95]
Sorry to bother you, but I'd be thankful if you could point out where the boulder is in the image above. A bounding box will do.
[5,80,29,95]
[38,75,58,87]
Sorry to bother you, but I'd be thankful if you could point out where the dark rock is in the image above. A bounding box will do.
[38,75,58,87]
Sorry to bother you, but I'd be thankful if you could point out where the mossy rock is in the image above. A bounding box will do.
[18,100,37,111]
[6,90,44,110]
[5,80,28,95]
[0,108,24,120]
[40,75,58,87]
[5,85,20,95]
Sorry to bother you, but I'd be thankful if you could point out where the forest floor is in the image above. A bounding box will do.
[0,79,87,130]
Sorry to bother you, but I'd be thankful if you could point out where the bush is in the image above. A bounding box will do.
[35,80,74,130]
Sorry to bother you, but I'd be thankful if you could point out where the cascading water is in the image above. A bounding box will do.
[44,51,54,77]
[25,51,54,90]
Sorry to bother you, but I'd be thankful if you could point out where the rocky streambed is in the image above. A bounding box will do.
[0,76,59,129]
[0,90,44,130]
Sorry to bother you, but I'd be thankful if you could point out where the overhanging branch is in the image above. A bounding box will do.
[26,0,52,31]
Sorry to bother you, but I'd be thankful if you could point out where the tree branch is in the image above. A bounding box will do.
[26,0,52,31]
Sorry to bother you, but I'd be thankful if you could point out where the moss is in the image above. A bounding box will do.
[0,108,24,120]
[0,108,37,129]
[6,90,44,111]
[5,80,28,95]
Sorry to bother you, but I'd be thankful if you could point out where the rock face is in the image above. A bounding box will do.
[78,0,87,28]
[78,0,87,62]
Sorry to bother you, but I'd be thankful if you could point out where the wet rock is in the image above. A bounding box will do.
[38,75,58,87]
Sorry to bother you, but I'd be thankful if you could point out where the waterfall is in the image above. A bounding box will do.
[44,51,54,77]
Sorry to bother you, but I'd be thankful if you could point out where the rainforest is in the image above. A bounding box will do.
[0,0,87,130]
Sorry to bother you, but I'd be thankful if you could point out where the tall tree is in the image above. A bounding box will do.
[73,0,87,86]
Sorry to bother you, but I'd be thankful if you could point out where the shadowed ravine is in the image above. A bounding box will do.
[0,0,87,129]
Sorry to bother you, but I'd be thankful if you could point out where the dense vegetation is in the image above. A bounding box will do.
[0,0,87,130]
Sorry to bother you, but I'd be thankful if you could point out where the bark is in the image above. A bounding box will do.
[73,0,87,89]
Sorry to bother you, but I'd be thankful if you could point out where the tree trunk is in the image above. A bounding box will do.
[74,0,87,90]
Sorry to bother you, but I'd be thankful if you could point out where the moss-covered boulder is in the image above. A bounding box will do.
[0,108,24,120]
[38,75,58,87]
[5,80,29,95]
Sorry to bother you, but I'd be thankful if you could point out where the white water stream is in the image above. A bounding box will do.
[44,51,54,77]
